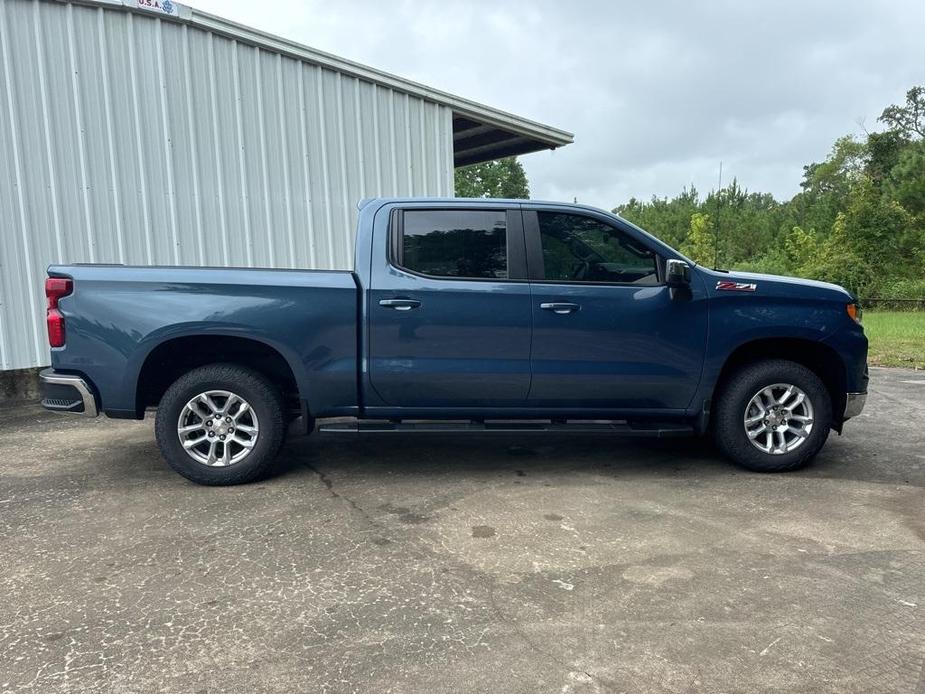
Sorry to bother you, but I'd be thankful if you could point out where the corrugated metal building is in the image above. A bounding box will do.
[0,0,572,372]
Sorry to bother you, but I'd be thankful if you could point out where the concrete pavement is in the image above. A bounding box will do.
[1,367,923,692]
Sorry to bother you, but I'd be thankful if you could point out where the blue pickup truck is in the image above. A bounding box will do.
[40,198,868,485]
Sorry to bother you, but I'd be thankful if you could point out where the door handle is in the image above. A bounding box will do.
[540,302,580,314]
[379,298,421,311]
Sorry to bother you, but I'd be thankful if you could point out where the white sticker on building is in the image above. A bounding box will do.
[133,0,180,17]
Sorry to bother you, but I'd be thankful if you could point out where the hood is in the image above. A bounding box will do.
[698,267,855,302]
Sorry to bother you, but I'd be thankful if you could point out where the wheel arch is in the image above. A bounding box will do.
[133,333,304,418]
[712,337,848,431]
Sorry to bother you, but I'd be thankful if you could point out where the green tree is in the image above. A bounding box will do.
[886,139,925,216]
[878,86,925,139]
[454,157,530,199]
[702,180,784,266]
[815,177,916,295]
[784,226,820,271]
[612,85,925,301]
[866,130,908,185]
[800,136,867,199]
[680,212,717,265]
[615,186,699,249]
[812,212,871,295]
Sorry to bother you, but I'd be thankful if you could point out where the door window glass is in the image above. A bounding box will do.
[537,212,658,284]
[400,210,507,279]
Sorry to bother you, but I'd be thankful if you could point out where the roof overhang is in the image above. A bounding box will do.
[452,114,572,167]
[68,0,574,168]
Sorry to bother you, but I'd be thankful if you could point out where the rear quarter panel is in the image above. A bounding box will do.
[48,265,359,416]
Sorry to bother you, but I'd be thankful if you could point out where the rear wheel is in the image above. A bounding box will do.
[713,359,832,472]
[154,364,286,485]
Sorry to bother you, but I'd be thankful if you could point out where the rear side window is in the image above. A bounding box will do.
[537,212,659,285]
[398,210,508,279]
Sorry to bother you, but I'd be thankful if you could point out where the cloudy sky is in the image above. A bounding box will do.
[192,0,923,209]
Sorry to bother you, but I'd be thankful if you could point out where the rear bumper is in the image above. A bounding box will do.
[39,369,98,417]
[843,392,867,420]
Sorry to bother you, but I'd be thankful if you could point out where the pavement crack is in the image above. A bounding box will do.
[304,461,338,497]
[302,462,387,534]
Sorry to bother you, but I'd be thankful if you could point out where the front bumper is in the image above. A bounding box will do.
[39,369,99,417]
[844,392,867,419]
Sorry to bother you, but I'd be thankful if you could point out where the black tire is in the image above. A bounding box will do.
[713,359,832,472]
[154,363,286,485]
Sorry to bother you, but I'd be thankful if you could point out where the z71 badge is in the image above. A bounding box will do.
[716,281,757,292]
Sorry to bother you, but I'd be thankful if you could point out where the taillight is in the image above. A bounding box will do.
[45,277,73,347]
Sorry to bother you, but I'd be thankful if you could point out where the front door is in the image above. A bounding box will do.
[367,206,532,408]
[524,208,708,411]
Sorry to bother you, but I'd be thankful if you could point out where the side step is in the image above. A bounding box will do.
[318,419,693,438]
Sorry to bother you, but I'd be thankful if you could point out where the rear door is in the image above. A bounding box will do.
[525,208,708,411]
[367,206,532,408]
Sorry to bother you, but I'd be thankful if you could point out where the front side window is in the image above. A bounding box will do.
[399,210,508,279]
[537,212,659,285]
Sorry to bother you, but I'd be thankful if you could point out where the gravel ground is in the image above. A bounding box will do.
[1,366,923,693]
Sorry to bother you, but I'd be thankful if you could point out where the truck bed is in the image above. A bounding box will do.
[48,264,360,418]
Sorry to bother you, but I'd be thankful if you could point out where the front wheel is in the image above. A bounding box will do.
[713,359,832,472]
[154,364,286,485]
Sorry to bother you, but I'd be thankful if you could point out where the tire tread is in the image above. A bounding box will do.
[713,359,832,472]
[154,363,286,485]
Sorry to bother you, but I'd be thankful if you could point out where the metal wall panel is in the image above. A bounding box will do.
[0,0,455,370]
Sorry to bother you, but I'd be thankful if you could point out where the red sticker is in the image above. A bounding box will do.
[716,281,757,292]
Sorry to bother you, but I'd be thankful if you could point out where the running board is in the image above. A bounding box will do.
[318,419,693,437]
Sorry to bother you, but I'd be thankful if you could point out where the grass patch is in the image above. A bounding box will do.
[863,311,925,368]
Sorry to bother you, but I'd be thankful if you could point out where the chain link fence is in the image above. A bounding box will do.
[862,298,925,311]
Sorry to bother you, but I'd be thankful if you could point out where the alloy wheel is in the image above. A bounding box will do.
[176,390,260,466]
[743,383,814,455]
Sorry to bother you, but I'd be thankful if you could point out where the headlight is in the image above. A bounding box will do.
[846,302,862,324]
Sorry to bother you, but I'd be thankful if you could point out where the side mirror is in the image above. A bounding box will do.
[666,259,691,288]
